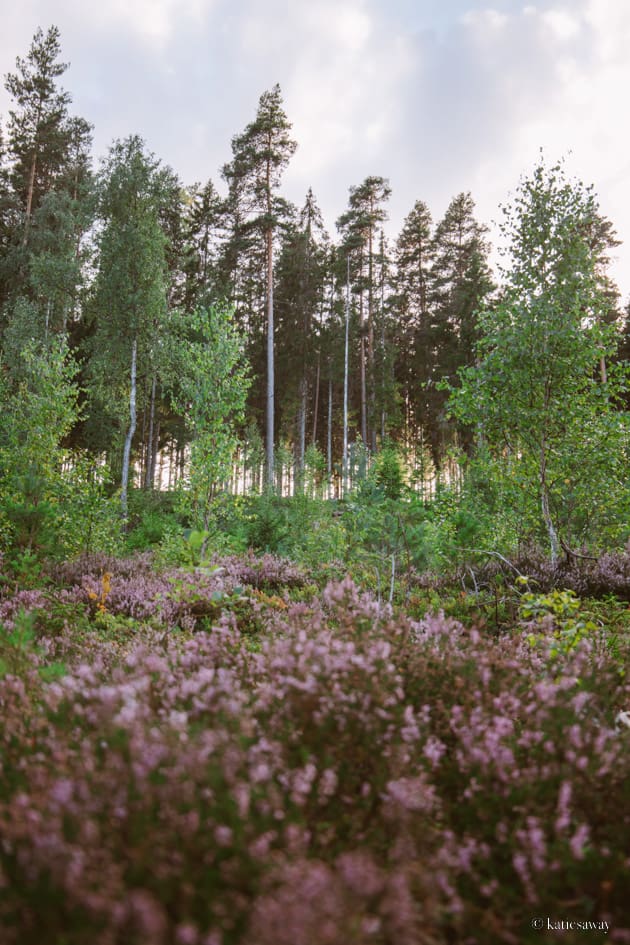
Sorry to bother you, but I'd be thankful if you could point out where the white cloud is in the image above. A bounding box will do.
[71,0,213,48]
[460,8,509,31]
[541,8,581,41]
[237,0,416,214]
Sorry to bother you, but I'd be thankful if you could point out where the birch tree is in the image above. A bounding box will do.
[450,160,628,559]
[90,136,169,521]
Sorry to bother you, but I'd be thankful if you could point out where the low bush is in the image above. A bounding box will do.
[0,575,628,944]
[454,543,630,602]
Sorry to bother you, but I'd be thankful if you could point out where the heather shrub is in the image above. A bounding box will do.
[396,621,630,937]
[43,551,308,639]
[1,576,629,944]
[461,543,630,602]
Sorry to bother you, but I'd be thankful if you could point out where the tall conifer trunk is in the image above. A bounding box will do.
[23,149,38,244]
[296,375,307,493]
[121,337,138,521]
[144,374,157,489]
[343,258,350,494]
[150,420,160,488]
[368,212,377,452]
[221,86,295,491]
[359,282,367,446]
[327,373,333,497]
[266,225,275,490]
[311,355,320,445]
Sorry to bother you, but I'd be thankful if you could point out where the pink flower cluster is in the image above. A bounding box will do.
[40,551,308,632]
[0,575,629,944]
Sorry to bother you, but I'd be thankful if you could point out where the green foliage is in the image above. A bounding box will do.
[245,494,290,554]
[124,489,182,553]
[2,468,58,556]
[289,508,347,576]
[125,508,173,552]
[0,338,77,553]
[521,588,601,659]
[0,337,79,473]
[4,548,44,589]
[450,158,629,559]
[167,305,250,526]
[0,610,65,681]
[154,497,250,567]
[303,444,327,498]
[0,338,120,559]
[87,135,174,510]
[154,524,195,568]
[371,443,405,500]
[516,585,630,666]
[341,487,431,597]
[57,457,121,557]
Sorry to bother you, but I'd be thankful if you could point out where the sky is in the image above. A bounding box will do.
[1,0,629,298]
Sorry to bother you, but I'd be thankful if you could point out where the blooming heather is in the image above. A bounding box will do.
[0,570,629,944]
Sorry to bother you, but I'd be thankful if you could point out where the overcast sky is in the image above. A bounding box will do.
[1,0,629,298]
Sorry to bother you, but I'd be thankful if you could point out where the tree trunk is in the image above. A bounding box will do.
[296,375,307,494]
[343,258,350,495]
[359,287,367,446]
[311,354,320,445]
[150,420,160,489]
[327,372,333,498]
[158,434,165,490]
[265,226,275,491]
[368,219,377,452]
[540,442,559,563]
[121,337,138,521]
[380,279,386,443]
[144,374,157,489]
[139,398,147,486]
[23,148,38,245]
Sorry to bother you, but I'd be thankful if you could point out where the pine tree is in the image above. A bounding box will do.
[1,27,94,330]
[337,176,391,451]
[275,188,328,488]
[426,193,492,467]
[392,200,433,435]
[222,84,297,490]
[618,304,630,411]
[180,179,225,310]
[373,230,399,443]
[4,27,73,241]
[0,124,14,262]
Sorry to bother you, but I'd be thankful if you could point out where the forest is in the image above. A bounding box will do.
[0,24,629,945]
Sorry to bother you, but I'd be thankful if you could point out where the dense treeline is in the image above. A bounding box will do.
[0,27,494,485]
[0,26,629,560]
